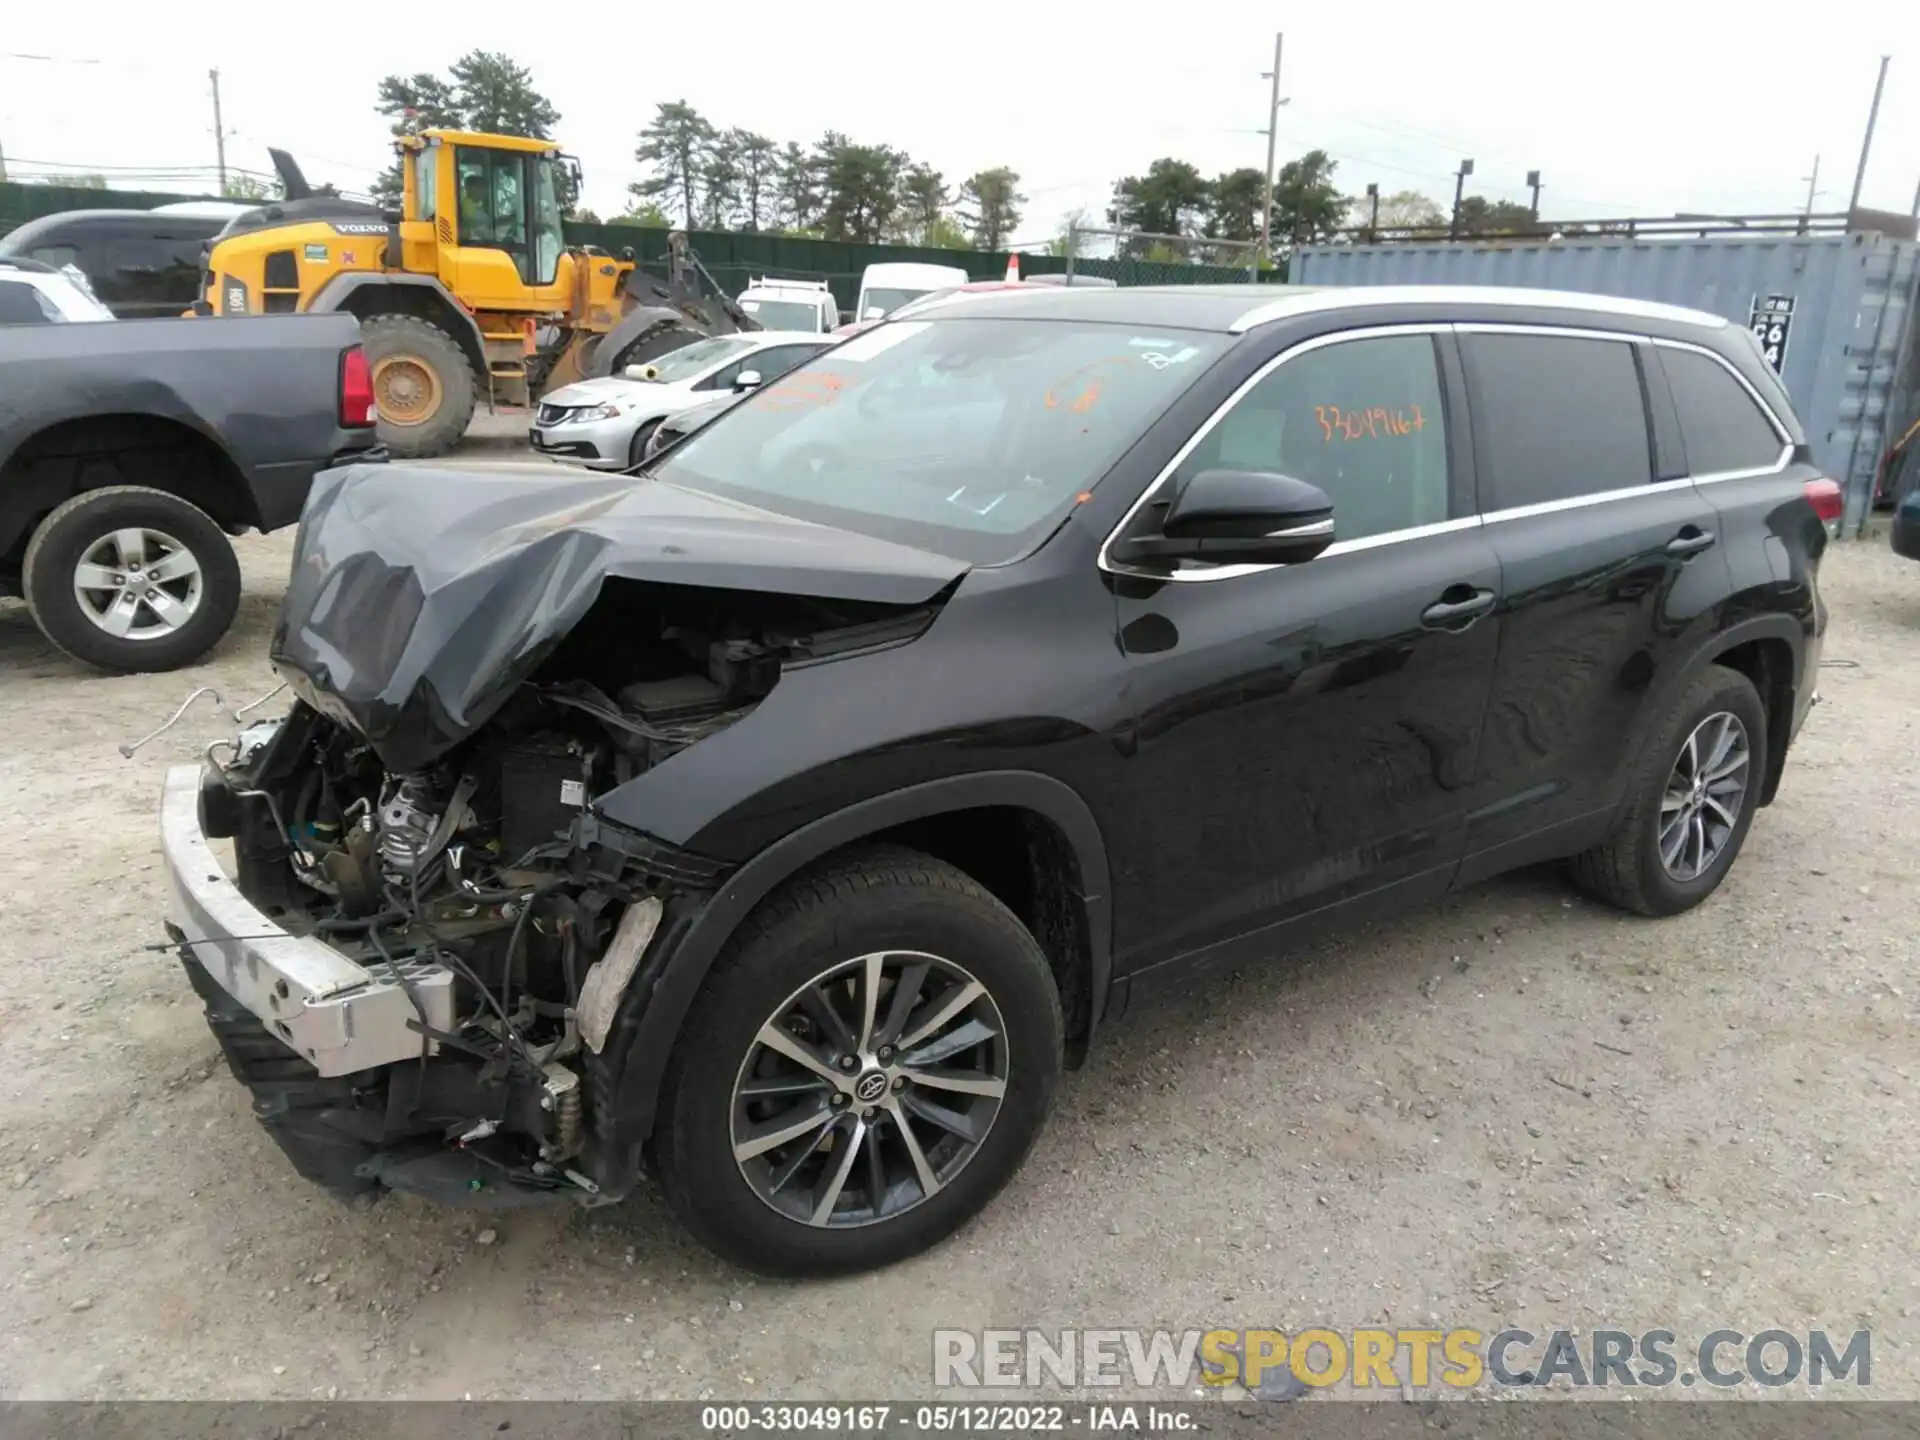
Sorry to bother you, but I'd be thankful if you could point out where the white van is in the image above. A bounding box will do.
[854,262,969,323]
[735,277,838,334]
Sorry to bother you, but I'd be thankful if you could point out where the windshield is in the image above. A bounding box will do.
[741,297,822,331]
[859,286,937,319]
[641,335,757,382]
[650,317,1230,564]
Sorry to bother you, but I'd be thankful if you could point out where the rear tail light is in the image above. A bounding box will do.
[339,345,376,428]
[1804,477,1843,524]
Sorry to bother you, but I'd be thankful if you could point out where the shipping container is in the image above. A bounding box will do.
[1295,232,1920,534]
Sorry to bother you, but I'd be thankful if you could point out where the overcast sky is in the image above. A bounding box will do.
[3,0,1917,241]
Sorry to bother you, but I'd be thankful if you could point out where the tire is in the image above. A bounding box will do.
[360,314,477,459]
[626,419,661,470]
[1569,665,1768,916]
[654,845,1064,1277]
[22,485,241,674]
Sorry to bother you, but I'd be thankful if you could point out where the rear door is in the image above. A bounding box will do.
[1455,324,1731,878]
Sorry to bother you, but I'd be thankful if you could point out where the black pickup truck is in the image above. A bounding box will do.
[0,283,377,672]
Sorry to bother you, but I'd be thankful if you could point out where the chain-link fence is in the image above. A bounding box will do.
[1057,225,1270,286]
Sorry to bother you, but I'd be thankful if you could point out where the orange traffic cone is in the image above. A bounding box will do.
[1005,253,1021,282]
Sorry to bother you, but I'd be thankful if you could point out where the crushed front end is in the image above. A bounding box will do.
[161,674,745,1208]
[156,461,960,1210]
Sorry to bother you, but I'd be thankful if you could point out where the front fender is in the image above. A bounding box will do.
[594,770,1113,1185]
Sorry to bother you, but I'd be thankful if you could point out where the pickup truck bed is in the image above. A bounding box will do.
[0,312,377,671]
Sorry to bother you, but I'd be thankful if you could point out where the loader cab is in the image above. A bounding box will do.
[402,130,571,311]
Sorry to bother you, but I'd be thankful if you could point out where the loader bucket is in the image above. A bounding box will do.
[580,266,760,380]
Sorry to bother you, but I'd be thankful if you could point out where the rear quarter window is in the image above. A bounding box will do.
[1656,346,1786,477]
[1463,332,1653,510]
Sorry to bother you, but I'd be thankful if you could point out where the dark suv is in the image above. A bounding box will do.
[161,284,1831,1276]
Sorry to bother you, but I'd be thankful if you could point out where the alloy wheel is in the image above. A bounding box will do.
[1659,710,1751,881]
[70,527,204,641]
[730,951,1008,1229]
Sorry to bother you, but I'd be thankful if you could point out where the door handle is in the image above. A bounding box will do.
[1666,527,1717,557]
[1420,586,1497,630]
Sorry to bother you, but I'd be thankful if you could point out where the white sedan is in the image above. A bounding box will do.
[529,330,835,470]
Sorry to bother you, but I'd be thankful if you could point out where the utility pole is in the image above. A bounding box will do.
[1526,169,1542,224]
[1448,158,1474,240]
[1802,155,1823,217]
[1259,32,1284,268]
[1364,182,1379,243]
[209,67,227,194]
[1847,54,1889,215]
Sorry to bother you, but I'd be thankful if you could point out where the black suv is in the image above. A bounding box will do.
[162,284,1830,1276]
[0,210,237,319]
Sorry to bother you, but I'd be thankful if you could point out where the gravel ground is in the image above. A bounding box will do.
[1,512,1915,1402]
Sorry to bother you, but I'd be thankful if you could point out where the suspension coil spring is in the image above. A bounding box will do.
[542,1064,583,1161]
[553,1082,582,1159]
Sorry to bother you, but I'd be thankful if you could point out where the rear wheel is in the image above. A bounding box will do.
[360,314,477,459]
[655,846,1063,1276]
[1569,666,1767,916]
[22,485,240,673]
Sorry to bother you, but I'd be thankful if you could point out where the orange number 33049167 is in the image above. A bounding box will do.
[1315,403,1426,442]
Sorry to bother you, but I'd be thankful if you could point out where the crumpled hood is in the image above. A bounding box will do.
[270,462,968,773]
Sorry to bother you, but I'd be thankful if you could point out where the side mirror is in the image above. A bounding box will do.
[733,369,763,392]
[862,305,884,320]
[1115,469,1335,566]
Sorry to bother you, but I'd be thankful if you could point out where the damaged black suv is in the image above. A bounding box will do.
[163,284,1830,1275]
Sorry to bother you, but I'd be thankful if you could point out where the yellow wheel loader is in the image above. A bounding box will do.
[196,133,753,458]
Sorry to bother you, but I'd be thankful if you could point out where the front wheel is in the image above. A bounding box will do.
[654,846,1063,1276]
[21,485,241,673]
[626,419,661,470]
[360,314,477,459]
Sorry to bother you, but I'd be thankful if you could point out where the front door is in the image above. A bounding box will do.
[1108,327,1502,975]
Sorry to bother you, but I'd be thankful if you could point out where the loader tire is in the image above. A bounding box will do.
[361,314,476,459]
[608,323,702,378]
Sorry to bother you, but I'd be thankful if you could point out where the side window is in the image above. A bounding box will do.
[26,244,79,270]
[1184,332,1450,542]
[1656,346,1784,476]
[455,149,517,247]
[0,281,59,325]
[414,148,437,220]
[699,360,745,391]
[751,345,818,380]
[1464,333,1651,509]
[107,238,170,276]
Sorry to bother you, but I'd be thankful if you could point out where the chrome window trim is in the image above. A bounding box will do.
[1479,475,1697,525]
[1231,286,1729,335]
[1097,323,1455,583]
